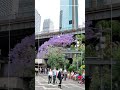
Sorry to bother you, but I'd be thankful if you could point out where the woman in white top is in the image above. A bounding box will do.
[48,69,53,84]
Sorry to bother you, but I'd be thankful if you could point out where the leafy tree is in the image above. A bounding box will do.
[47,47,66,69]
[72,54,83,69]
[76,34,85,42]
[68,65,76,72]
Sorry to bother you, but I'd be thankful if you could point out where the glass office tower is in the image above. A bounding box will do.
[59,0,78,31]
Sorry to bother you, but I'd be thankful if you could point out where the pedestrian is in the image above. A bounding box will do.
[35,68,38,76]
[47,68,49,74]
[48,69,52,84]
[52,67,57,84]
[45,68,47,74]
[44,68,45,74]
[67,72,70,79]
[82,70,85,84]
[40,67,42,74]
[56,69,59,83]
[63,69,67,81]
[57,68,63,89]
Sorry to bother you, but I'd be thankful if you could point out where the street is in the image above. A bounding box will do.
[35,74,85,90]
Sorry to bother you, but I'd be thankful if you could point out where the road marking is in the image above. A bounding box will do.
[36,85,45,89]
[38,76,48,83]
[36,85,61,90]
[69,84,85,90]
[36,76,85,89]
[62,84,70,88]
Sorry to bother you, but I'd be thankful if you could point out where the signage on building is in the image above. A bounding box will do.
[35,59,44,64]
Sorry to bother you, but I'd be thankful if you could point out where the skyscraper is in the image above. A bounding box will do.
[43,19,54,33]
[35,9,41,34]
[0,0,34,20]
[0,0,19,20]
[59,0,78,31]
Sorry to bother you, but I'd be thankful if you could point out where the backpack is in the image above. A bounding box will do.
[57,71,60,78]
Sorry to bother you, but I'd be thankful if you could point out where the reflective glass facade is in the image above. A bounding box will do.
[60,0,78,31]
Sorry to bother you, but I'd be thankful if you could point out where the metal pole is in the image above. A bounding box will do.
[100,26,103,90]
[77,54,78,70]
[110,0,113,89]
[76,37,78,70]
[38,34,40,76]
[38,62,39,76]
[81,52,82,66]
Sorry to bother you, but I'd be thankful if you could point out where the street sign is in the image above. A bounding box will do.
[35,59,44,64]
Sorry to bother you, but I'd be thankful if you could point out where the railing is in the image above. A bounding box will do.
[35,28,85,39]
[35,26,84,35]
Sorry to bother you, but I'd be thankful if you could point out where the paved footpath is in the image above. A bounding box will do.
[35,74,85,90]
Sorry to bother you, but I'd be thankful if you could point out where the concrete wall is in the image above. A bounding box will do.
[0,77,25,89]
[105,0,120,5]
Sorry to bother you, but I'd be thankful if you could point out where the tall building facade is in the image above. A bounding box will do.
[59,0,78,31]
[86,0,120,21]
[43,19,54,33]
[0,0,34,20]
[0,0,34,89]
[0,0,19,20]
[35,9,41,34]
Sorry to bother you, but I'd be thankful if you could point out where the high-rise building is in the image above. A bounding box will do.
[0,0,34,20]
[43,19,54,33]
[0,0,34,90]
[0,0,19,20]
[59,0,78,31]
[35,9,41,34]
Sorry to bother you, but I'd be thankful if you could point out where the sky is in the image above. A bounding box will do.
[35,0,85,32]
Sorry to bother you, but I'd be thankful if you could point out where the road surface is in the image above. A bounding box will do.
[35,74,85,90]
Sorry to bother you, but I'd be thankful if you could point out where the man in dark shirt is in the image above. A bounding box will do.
[57,68,63,89]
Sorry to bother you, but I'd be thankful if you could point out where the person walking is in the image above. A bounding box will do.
[40,67,42,74]
[48,69,52,84]
[82,70,85,84]
[56,69,59,84]
[63,69,67,81]
[45,68,47,74]
[57,68,63,89]
[35,68,38,76]
[52,67,57,84]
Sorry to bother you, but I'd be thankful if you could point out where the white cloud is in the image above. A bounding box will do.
[35,0,85,31]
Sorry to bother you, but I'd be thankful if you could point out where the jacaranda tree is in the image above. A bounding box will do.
[8,34,35,77]
[37,34,74,59]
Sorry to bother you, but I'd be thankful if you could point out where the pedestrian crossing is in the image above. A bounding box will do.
[35,75,85,90]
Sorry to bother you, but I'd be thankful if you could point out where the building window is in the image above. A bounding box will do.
[85,0,92,8]
[97,0,104,7]
[69,20,72,24]
[60,10,63,29]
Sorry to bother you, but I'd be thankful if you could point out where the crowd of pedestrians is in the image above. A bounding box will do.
[35,67,49,76]
[67,70,85,84]
[48,67,63,89]
[35,67,85,89]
